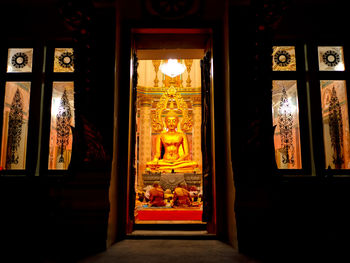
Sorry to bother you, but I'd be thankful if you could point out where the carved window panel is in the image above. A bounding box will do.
[0,82,31,170]
[7,48,33,73]
[53,48,75,73]
[318,46,345,71]
[272,46,296,71]
[48,82,75,170]
[320,80,350,169]
[272,80,302,169]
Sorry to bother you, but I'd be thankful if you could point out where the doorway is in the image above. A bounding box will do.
[126,29,216,233]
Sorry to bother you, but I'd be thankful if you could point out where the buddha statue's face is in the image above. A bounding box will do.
[165,116,178,130]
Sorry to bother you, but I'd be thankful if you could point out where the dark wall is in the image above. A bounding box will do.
[275,2,350,41]
[0,2,69,40]
[230,2,350,262]
[0,3,116,262]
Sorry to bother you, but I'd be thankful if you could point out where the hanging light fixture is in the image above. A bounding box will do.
[159,59,186,78]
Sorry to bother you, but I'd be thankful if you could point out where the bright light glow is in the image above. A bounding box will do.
[279,98,297,115]
[51,97,60,117]
[159,59,186,78]
[290,102,297,114]
[334,62,345,71]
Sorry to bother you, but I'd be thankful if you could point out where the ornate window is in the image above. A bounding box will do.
[316,45,349,172]
[7,48,33,73]
[0,44,75,175]
[273,46,296,71]
[272,45,306,172]
[0,82,31,170]
[53,48,75,73]
[0,47,35,172]
[272,80,302,169]
[318,46,345,71]
[320,80,350,169]
[48,81,75,170]
[272,43,349,176]
[47,47,75,170]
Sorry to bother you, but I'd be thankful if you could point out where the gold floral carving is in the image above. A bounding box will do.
[152,60,161,87]
[152,86,192,133]
[184,59,193,87]
[192,95,202,104]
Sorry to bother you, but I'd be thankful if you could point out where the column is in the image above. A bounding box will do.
[192,96,202,172]
[138,97,152,188]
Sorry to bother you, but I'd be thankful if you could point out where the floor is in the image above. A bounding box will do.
[129,230,210,236]
[79,239,259,263]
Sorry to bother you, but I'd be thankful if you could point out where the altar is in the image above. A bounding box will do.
[142,173,202,191]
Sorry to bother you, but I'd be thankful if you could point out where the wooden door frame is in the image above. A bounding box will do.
[125,28,217,234]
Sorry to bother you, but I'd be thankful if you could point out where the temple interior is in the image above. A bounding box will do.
[134,57,204,223]
[3,1,350,262]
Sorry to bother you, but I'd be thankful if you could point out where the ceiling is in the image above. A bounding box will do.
[137,49,205,60]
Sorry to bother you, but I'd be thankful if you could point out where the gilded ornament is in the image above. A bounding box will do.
[151,86,192,133]
[184,59,193,87]
[152,60,161,87]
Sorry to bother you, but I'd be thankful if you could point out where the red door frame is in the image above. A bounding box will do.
[126,28,216,234]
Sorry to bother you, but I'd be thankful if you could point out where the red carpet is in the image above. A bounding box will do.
[136,208,203,221]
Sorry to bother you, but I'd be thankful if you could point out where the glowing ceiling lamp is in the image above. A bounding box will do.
[159,59,186,78]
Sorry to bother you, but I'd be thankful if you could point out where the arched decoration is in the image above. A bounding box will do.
[152,86,192,133]
[144,0,201,19]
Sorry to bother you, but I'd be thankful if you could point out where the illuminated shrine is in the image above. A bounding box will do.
[134,59,203,222]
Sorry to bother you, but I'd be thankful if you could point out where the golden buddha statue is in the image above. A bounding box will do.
[146,110,198,173]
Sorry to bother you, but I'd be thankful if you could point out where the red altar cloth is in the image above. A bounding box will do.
[136,208,202,221]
